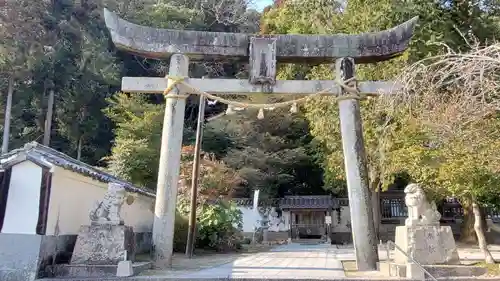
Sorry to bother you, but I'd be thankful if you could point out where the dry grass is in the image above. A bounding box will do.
[471,262,500,276]
[377,42,500,144]
[342,261,401,279]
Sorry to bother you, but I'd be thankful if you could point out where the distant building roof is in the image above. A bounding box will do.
[233,195,338,209]
[0,142,154,198]
[280,195,337,209]
[232,198,280,207]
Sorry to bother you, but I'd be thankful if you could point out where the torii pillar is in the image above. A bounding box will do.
[104,8,417,270]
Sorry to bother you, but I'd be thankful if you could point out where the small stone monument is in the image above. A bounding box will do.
[261,214,270,244]
[394,183,460,265]
[70,183,135,265]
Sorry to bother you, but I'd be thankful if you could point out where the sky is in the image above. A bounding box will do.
[252,0,273,11]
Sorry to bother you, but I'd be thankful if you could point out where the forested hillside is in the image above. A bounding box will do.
[2,0,500,208]
[0,0,324,198]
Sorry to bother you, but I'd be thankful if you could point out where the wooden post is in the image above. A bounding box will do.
[185,94,205,258]
[2,76,14,154]
[336,57,379,270]
[152,54,189,268]
[43,89,55,146]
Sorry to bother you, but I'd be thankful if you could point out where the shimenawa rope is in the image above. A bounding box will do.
[161,76,366,119]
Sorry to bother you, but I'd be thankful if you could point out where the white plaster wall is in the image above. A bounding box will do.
[237,206,291,232]
[282,211,290,231]
[2,161,43,234]
[45,167,154,235]
[332,206,351,232]
[238,206,262,233]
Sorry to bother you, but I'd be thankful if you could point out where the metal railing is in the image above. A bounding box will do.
[386,240,437,281]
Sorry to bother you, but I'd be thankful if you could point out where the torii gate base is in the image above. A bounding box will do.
[104,8,417,270]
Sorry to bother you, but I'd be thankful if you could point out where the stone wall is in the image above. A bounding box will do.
[0,233,77,280]
[0,163,155,280]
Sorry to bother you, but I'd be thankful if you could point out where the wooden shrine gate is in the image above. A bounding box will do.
[104,9,418,270]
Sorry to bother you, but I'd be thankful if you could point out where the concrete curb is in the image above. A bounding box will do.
[37,277,500,281]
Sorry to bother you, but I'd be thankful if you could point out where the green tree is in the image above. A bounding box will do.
[383,108,500,262]
[49,1,121,162]
[207,107,325,198]
[261,0,500,240]
[0,0,51,151]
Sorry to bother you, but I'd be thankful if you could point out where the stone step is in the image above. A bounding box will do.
[379,261,489,278]
[45,262,151,278]
[294,239,326,245]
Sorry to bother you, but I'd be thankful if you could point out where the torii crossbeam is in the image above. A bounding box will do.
[104,8,417,270]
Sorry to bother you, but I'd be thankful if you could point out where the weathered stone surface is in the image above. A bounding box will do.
[0,233,43,281]
[249,37,277,85]
[89,183,127,226]
[336,57,379,271]
[121,77,400,95]
[49,262,150,278]
[406,262,425,280]
[394,225,460,265]
[404,183,441,227]
[386,262,488,278]
[116,260,133,277]
[151,54,190,268]
[104,8,418,64]
[70,224,135,265]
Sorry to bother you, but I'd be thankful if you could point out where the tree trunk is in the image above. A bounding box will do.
[479,207,492,244]
[460,204,477,244]
[76,136,83,161]
[472,201,495,264]
[2,76,14,154]
[43,89,55,146]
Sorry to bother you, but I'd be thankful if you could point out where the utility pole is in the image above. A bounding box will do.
[185,94,206,258]
[2,76,14,154]
[43,89,55,146]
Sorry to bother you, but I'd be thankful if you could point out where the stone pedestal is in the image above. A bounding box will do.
[262,227,269,244]
[71,224,135,265]
[394,225,459,265]
[116,260,134,277]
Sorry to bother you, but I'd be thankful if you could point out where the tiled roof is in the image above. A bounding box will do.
[280,195,337,209]
[231,198,280,207]
[232,195,338,209]
[0,142,154,198]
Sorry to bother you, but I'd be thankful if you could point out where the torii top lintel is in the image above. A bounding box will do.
[104,8,418,64]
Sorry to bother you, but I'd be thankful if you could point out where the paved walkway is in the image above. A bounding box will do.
[139,243,500,279]
[173,243,345,279]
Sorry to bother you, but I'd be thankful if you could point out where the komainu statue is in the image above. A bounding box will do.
[89,182,126,225]
[404,183,441,227]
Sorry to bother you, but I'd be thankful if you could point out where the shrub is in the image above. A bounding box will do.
[196,201,243,252]
[173,212,189,252]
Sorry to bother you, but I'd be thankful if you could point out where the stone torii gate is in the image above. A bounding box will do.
[104,8,417,270]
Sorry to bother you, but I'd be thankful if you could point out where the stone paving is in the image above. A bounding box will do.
[146,244,346,279]
[135,243,500,280]
[336,244,500,262]
[38,243,500,281]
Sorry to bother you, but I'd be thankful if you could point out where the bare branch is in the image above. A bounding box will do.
[379,42,500,143]
[198,0,256,26]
